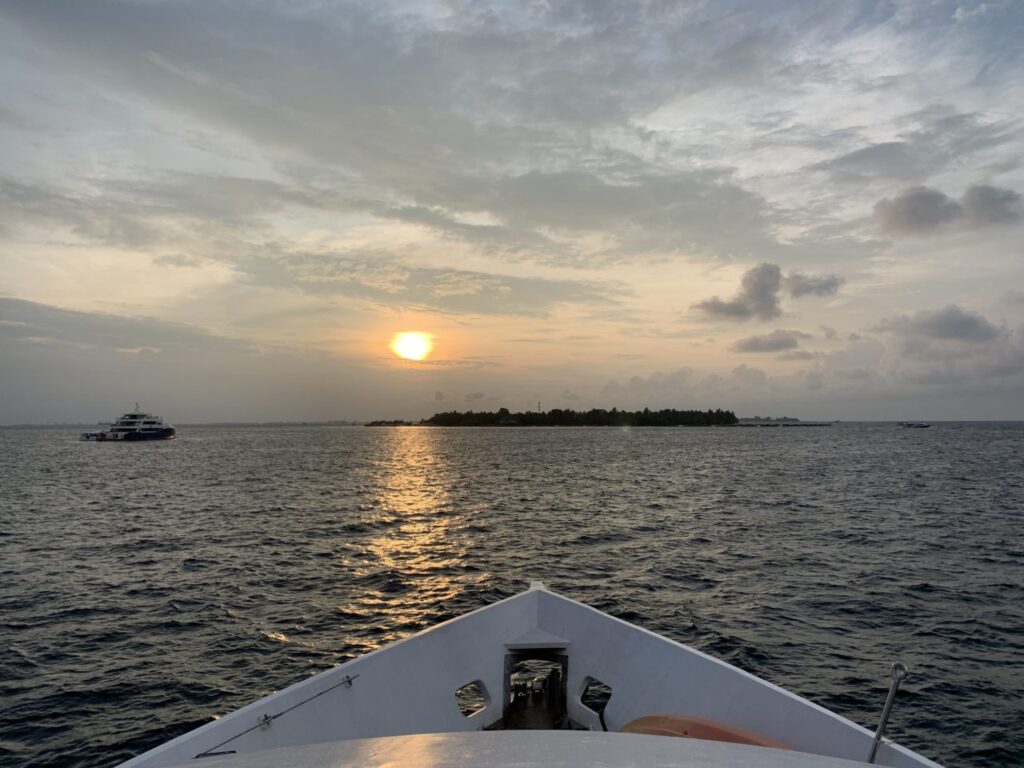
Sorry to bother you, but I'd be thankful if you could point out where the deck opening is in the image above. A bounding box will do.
[501,652,568,729]
[455,680,489,717]
[581,676,612,730]
[580,676,612,717]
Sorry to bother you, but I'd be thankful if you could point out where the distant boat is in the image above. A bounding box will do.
[81,404,175,441]
[116,583,940,768]
[898,422,931,429]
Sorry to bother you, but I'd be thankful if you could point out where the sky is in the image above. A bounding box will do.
[1,0,1022,423]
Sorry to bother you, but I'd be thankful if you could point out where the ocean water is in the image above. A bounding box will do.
[1,423,1022,767]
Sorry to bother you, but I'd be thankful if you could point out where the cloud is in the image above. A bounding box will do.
[873,305,1003,342]
[2,1,1024,422]
[694,263,783,321]
[814,107,1017,184]
[694,263,845,321]
[240,249,623,317]
[0,105,30,130]
[599,364,772,409]
[729,364,768,390]
[425,168,775,264]
[852,307,1024,400]
[153,253,204,268]
[464,391,485,403]
[817,142,925,182]
[778,349,820,361]
[0,0,879,270]
[731,329,811,353]
[0,175,165,248]
[874,184,1021,236]
[0,297,251,354]
[413,357,500,370]
[961,184,1022,225]
[785,272,845,298]
[954,3,992,23]
[874,186,963,235]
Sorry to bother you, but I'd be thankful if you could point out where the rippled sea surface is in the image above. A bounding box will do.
[2,424,1022,767]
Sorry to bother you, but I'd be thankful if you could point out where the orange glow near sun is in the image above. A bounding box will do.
[390,331,433,361]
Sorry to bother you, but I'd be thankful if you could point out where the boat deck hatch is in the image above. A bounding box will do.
[499,651,568,730]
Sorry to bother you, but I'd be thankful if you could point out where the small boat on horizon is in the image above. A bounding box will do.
[116,583,941,768]
[897,422,931,429]
[81,404,175,441]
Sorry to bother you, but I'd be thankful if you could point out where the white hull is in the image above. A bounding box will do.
[117,584,942,768]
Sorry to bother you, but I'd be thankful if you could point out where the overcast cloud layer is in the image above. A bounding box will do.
[1,1,1022,421]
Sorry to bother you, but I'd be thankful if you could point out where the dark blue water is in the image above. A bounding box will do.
[1,424,1022,767]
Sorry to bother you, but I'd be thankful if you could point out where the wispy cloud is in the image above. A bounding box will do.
[0,297,252,354]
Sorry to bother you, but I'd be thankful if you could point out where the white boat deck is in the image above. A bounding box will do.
[118,583,942,768]
[161,731,883,768]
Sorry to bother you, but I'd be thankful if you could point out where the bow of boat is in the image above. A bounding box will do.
[118,583,941,768]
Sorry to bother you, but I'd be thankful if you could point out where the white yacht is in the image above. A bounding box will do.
[117,583,941,768]
[81,404,176,441]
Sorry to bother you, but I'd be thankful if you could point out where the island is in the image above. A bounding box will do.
[403,407,739,427]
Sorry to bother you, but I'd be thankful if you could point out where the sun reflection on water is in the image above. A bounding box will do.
[341,428,478,643]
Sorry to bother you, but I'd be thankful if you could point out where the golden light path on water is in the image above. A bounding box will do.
[341,427,475,644]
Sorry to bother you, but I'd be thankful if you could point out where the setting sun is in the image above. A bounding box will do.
[390,331,433,361]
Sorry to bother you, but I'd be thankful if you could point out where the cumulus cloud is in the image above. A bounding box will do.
[873,305,1003,342]
[694,263,783,321]
[694,263,844,321]
[857,307,1024,399]
[874,186,962,235]
[961,185,1022,225]
[731,329,811,353]
[600,364,770,409]
[874,184,1021,236]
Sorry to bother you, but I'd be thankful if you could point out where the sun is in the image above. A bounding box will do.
[390,331,433,361]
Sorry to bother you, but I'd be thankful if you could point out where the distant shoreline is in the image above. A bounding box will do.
[4,419,1023,428]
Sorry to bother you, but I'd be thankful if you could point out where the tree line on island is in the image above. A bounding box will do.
[368,407,738,427]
